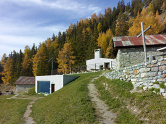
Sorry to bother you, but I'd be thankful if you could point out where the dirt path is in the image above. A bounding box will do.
[23,98,42,124]
[8,95,43,124]
[88,83,116,124]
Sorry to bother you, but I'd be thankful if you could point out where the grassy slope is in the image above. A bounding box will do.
[0,95,30,124]
[31,72,102,124]
[94,76,166,124]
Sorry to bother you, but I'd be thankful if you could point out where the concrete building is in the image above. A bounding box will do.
[113,34,166,69]
[14,76,35,93]
[86,49,116,71]
[35,75,78,94]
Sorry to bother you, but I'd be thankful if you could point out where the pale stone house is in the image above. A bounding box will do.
[86,49,116,71]
[14,76,35,92]
[113,34,166,69]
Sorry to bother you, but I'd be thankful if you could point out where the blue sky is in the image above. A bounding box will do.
[0,0,131,59]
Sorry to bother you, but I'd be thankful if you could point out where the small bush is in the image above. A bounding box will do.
[149,87,154,91]
[159,82,165,89]
[154,88,160,93]
[26,87,36,95]
[116,108,143,124]
[24,87,44,97]
[153,81,159,84]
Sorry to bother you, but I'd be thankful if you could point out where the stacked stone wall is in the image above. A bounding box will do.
[116,47,163,69]
[105,58,166,97]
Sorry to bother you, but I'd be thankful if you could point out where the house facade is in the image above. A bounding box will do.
[35,75,78,94]
[86,49,116,71]
[14,76,35,93]
[113,34,166,69]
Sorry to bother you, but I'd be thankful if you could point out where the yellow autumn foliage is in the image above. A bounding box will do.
[57,43,75,74]
[97,28,113,57]
[128,8,164,36]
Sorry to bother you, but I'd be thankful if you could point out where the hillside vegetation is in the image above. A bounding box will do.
[1,71,166,123]
[31,72,102,124]
[94,76,166,123]
[30,71,166,123]
[0,95,30,124]
[1,0,166,85]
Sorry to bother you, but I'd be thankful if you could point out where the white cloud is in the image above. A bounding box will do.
[4,0,101,15]
[0,23,67,59]
[0,34,43,58]
[0,0,102,59]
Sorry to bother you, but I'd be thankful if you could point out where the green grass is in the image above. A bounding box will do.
[24,87,45,97]
[93,77,141,124]
[159,82,166,89]
[93,76,166,124]
[0,95,30,124]
[1,71,165,124]
[153,81,159,84]
[31,71,102,124]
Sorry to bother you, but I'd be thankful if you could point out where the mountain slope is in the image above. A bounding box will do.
[31,71,102,124]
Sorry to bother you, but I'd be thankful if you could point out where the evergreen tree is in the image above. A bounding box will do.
[115,12,129,36]
[52,33,56,41]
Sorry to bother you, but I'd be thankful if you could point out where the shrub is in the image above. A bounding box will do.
[154,88,160,93]
[159,82,165,89]
[153,81,159,84]
[149,87,154,91]
[26,87,36,95]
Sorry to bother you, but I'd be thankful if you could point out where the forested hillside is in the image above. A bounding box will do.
[1,0,166,85]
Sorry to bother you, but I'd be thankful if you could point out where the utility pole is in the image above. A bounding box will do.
[48,57,55,74]
[137,22,151,65]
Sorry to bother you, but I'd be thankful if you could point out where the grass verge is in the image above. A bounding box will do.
[21,87,45,98]
[0,95,30,124]
[31,71,102,124]
[93,76,166,124]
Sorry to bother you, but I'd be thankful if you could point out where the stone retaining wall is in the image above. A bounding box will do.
[105,58,166,97]
[116,47,163,69]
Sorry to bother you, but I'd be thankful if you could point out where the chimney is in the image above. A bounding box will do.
[94,49,102,59]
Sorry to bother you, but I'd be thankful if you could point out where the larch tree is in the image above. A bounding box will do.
[22,46,31,76]
[57,43,75,74]
[2,57,13,84]
[128,8,164,36]
[97,28,113,57]
[161,2,166,12]
[1,53,7,67]
[32,42,48,76]
[97,22,103,33]
[91,13,98,24]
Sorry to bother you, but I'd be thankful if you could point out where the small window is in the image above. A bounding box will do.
[104,63,110,69]
[100,65,103,70]
[153,56,156,60]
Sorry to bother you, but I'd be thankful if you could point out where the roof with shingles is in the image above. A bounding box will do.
[113,34,166,48]
[14,76,35,85]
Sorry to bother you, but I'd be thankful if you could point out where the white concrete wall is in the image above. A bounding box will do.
[86,58,116,71]
[35,75,79,94]
[35,75,63,94]
[94,49,102,59]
